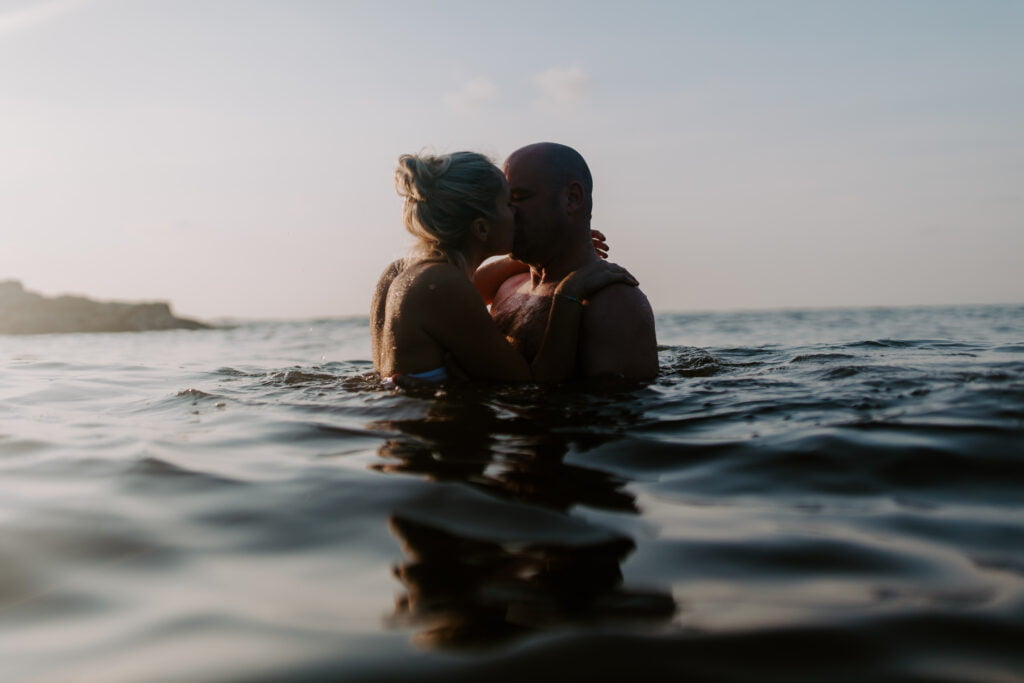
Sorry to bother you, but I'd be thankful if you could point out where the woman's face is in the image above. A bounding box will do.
[488,178,516,255]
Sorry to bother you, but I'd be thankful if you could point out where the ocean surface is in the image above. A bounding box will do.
[1,305,1022,682]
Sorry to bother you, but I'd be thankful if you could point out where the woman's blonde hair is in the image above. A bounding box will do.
[395,151,504,269]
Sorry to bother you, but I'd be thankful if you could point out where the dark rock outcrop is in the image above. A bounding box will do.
[0,280,209,334]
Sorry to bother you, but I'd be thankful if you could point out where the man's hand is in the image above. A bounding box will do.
[557,260,638,302]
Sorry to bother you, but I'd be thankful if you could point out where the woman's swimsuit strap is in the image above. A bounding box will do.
[405,366,449,382]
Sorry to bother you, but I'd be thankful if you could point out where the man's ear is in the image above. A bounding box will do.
[565,181,585,214]
[470,217,490,242]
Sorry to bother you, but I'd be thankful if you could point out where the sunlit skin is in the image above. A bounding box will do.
[488,143,659,380]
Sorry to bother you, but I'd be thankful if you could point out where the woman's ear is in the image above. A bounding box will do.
[470,217,490,243]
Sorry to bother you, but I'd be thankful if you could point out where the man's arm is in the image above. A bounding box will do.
[579,284,658,379]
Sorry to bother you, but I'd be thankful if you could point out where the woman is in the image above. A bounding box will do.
[371,151,635,384]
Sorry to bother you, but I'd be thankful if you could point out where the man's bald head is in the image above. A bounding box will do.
[505,142,593,216]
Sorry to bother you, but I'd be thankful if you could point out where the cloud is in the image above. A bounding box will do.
[533,65,590,112]
[443,77,499,115]
[0,0,93,37]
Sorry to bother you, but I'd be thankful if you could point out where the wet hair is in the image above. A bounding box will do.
[394,151,505,268]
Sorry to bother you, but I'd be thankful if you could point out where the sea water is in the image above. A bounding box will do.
[1,305,1022,682]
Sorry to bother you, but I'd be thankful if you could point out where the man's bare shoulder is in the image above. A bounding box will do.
[580,282,658,379]
[587,280,653,310]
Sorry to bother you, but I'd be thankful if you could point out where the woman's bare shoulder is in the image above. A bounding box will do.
[374,259,457,303]
[395,260,470,294]
[396,262,490,334]
[374,259,406,296]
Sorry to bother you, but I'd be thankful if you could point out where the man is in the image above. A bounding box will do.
[488,142,658,380]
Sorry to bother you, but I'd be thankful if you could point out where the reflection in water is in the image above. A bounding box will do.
[371,385,644,513]
[372,386,675,649]
[373,433,636,514]
[388,515,674,650]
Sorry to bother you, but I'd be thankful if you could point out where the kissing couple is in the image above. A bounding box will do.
[372,142,657,386]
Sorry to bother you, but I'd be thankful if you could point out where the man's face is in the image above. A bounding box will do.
[504,150,562,264]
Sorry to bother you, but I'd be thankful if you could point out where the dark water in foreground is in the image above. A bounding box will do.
[1,305,1022,682]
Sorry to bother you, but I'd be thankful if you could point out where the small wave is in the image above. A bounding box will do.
[176,388,215,399]
[10,361,74,370]
[262,369,341,386]
[819,365,864,380]
[215,367,259,377]
[950,368,1024,384]
[646,533,939,580]
[258,367,387,393]
[135,388,227,414]
[276,421,383,444]
[816,364,918,382]
[337,372,390,393]
[123,456,243,492]
[844,339,915,349]
[322,360,375,371]
[973,555,1024,576]
[645,422,1024,501]
[789,353,857,363]
[712,346,779,356]
[0,436,52,456]
[659,347,721,378]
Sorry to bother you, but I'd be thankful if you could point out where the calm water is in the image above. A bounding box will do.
[1,305,1022,682]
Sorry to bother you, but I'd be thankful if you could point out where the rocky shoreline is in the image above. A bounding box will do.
[0,280,209,334]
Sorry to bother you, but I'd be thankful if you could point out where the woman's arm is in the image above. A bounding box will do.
[471,230,609,305]
[472,256,528,305]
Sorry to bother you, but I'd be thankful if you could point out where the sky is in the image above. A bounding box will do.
[1,0,1022,320]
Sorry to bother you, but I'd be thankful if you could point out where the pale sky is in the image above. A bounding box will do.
[2,0,1021,320]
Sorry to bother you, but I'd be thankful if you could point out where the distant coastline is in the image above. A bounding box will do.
[0,280,209,334]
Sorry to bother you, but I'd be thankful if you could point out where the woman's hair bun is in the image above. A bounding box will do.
[395,153,452,203]
[394,150,504,269]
